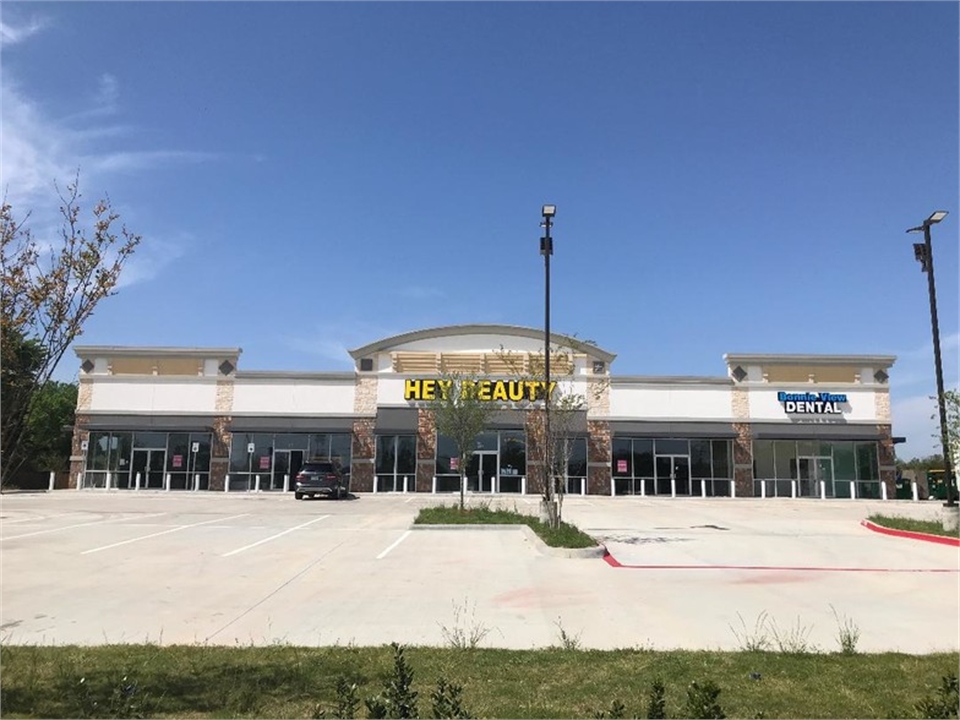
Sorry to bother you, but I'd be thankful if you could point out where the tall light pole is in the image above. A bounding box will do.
[907,210,956,506]
[540,204,556,515]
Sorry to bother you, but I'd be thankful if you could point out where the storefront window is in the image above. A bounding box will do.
[691,440,711,478]
[856,443,879,481]
[753,440,775,479]
[375,435,416,492]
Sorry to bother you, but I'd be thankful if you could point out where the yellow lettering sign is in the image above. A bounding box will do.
[404,378,557,403]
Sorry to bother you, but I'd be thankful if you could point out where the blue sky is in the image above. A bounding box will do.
[1,2,957,460]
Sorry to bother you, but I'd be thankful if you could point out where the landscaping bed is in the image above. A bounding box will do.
[414,503,597,549]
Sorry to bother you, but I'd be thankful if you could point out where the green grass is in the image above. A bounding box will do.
[0,644,956,718]
[414,503,597,548]
[868,513,958,538]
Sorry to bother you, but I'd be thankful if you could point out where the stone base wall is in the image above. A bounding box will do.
[208,416,232,491]
[67,415,91,489]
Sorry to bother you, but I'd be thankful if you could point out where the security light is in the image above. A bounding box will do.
[927,210,948,224]
[542,204,556,218]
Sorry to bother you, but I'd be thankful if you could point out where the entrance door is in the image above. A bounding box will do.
[467,452,497,493]
[655,455,691,496]
[798,456,833,497]
[132,449,166,489]
[271,450,305,491]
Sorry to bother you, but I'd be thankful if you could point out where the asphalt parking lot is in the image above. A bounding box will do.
[1,492,957,652]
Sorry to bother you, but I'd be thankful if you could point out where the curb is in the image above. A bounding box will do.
[411,523,606,559]
[861,519,960,547]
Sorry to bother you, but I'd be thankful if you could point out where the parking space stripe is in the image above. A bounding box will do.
[81,514,250,554]
[222,515,330,557]
[376,530,411,559]
[3,513,168,541]
[1,512,76,525]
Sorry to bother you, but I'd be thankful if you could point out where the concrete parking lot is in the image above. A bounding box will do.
[1,492,957,652]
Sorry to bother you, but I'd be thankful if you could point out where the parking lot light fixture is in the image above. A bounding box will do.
[907,210,955,506]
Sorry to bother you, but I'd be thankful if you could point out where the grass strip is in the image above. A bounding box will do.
[414,503,597,548]
[867,513,957,538]
[0,644,956,719]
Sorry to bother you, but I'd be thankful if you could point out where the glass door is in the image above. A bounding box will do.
[655,455,690,495]
[798,456,833,497]
[467,452,497,493]
[133,449,166,489]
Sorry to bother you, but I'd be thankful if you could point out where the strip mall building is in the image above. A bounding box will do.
[69,324,898,499]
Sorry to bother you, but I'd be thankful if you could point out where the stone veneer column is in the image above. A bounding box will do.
[875,390,896,499]
[209,379,235,491]
[352,375,379,493]
[67,380,95,488]
[586,375,612,496]
[732,385,754,496]
[587,420,611,495]
[351,418,376,492]
[416,409,436,493]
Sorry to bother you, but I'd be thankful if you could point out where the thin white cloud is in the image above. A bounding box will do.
[114,232,190,289]
[284,321,401,368]
[0,17,47,47]
[1,32,220,291]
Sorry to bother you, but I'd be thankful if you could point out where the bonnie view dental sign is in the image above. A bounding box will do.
[778,391,848,414]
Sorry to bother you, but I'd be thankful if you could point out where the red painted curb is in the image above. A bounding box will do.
[861,519,960,547]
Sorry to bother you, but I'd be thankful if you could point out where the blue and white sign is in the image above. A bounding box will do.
[778,391,848,414]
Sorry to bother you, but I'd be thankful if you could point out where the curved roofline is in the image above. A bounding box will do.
[349,324,616,363]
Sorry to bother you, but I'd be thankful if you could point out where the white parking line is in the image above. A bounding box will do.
[222,515,330,557]
[376,530,412,560]
[3,513,168,541]
[404,497,416,503]
[81,514,249,554]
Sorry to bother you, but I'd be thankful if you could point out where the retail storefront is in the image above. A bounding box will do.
[69,325,897,498]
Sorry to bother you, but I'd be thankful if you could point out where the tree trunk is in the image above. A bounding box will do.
[539,498,558,527]
[459,469,466,510]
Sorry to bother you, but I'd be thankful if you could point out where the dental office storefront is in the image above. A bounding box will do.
[69,325,898,499]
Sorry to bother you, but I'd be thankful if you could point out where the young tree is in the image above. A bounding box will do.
[942,389,960,503]
[421,373,499,510]
[24,381,79,472]
[497,342,602,528]
[1,175,141,485]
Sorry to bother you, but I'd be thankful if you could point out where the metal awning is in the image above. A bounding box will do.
[375,408,419,433]
[83,414,216,431]
[750,422,883,440]
[610,421,738,438]
[229,416,358,432]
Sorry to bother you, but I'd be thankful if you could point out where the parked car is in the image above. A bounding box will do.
[294,460,350,500]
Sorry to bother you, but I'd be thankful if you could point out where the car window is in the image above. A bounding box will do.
[301,462,336,473]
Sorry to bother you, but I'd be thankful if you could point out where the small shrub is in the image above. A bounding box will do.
[594,698,627,718]
[685,680,725,719]
[431,677,470,719]
[365,643,418,719]
[915,673,959,719]
[335,677,361,719]
[647,676,667,720]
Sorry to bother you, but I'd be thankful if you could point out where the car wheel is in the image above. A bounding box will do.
[333,486,341,500]
[294,492,304,500]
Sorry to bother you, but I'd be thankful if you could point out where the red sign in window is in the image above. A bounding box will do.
[617,459,627,473]
[259,456,270,470]
[172,455,183,468]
